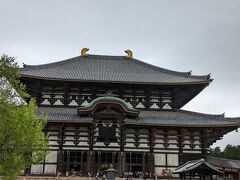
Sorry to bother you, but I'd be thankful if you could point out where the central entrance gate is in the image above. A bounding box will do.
[62,150,148,176]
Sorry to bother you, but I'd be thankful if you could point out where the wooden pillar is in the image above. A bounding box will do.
[148,127,155,174]
[57,124,64,174]
[118,152,126,177]
[145,91,150,109]
[87,125,94,175]
[80,151,84,175]
[118,125,125,177]
[201,129,207,160]
[178,128,184,165]
[66,151,70,173]
[142,153,146,173]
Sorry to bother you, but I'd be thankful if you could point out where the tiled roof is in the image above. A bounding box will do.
[173,159,223,175]
[21,55,211,84]
[207,156,240,170]
[37,107,240,127]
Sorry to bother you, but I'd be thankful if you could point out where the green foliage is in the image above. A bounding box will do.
[0,55,49,179]
[209,145,240,160]
[0,54,29,103]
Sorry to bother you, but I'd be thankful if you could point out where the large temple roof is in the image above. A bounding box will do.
[21,54,212,85]
[37,107,240,127]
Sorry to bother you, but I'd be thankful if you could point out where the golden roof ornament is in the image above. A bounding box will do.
[125,50,133,58]
[81,48,89,56]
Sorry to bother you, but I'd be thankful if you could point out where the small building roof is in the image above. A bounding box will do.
[173,159,223,175]
[21,54,212,85]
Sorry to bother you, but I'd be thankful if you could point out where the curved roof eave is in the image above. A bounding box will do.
[20,74,212,85]
[20,54,213,84]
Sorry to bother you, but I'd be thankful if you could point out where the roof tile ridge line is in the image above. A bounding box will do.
[131,57,211,80]
[22,56,82,70]
[184,159,203,170]
[177,109,224,119]
[87,54,126,60]
[174,159,198,170]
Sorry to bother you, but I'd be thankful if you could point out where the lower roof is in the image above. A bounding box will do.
[37,107,240,127]
[207,156,240,170]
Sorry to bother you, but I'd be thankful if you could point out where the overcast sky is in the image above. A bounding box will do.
[1,0,240,149]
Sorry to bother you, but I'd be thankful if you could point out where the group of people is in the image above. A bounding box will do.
[124,171,158,180]
[95,171,107,180]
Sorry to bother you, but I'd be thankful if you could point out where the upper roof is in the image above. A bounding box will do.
[21,54,212,85]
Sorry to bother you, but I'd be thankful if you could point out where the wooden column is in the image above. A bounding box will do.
[80,151,84,175]
[148,127,155,173]
[118,125,126,177]
[178,128,184,165]
[87,125,94,175]
[57,124,64,173]
[200,129,207,160]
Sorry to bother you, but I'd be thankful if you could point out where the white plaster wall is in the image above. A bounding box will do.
[45,151,57,163]
[126,137,135,142]
[168,144,178,149]
[80,137,89,141]
[155,154,166,166]
[41,99,51,105]
[124,148,149,152]
[167,154,178,166]
[139,139,148,143]
[44,165,57,175]
[64,136,74,140]
[79,141,89,146]
[64,132,74,136]
[64,141,74,146]
[183,151,201,154]
[137,143,149,148]
[53,99,63,105]
[154,144,164,148]
[92,147,119,151]
[154,139,163,143]
[31,164,43,174]
[125,143,135,148]
[168,139,177,143]
[49,140,58,146]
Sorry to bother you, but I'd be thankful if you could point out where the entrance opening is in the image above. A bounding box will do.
[132,166,142,172]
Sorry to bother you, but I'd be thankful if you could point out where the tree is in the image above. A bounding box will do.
[209,146,222,158]
[0,55,49,180]
[209,145,240,160]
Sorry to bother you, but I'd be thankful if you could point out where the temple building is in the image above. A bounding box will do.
[19,49,240,177]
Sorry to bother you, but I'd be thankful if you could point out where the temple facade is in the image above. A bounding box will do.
[19,49,240,177]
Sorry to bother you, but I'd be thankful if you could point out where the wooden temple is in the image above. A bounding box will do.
[19,49,240,177]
